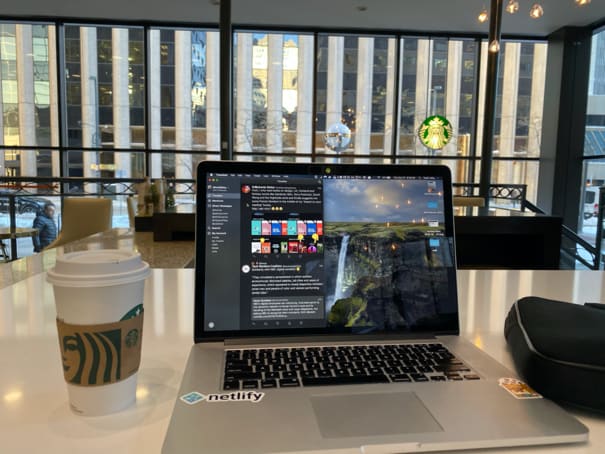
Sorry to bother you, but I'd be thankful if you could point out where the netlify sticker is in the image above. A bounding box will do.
[498,378,542,399]
[180,391,265,405]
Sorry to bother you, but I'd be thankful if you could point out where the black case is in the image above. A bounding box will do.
[504,296,605,414]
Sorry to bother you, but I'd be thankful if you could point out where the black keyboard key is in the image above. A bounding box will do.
[279,378,300,387]
[223,380,239,390]
[302,374,389,387]
[411,374,429,382]
[261,379,277,388]
[447,374,463,381]
[430,375,447,381]
[464,374,480,380]
[317,369,333,377]
[281,371,297,379]
[242,380,258,389]
[301,370,315,378]
[265,372,280,379]
[227,372,261,381]
[391,374,412,382]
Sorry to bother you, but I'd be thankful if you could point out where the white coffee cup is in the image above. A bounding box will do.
[47,249,150,416]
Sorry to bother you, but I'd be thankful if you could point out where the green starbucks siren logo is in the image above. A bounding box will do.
[418,115,453,150]
[125,329,139,348]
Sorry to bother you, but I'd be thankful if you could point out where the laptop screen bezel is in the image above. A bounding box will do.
[194,161,459,343]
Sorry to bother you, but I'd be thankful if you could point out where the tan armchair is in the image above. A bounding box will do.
[46,197,112,249]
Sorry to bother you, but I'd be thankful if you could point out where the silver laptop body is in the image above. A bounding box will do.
[163,161,587,454]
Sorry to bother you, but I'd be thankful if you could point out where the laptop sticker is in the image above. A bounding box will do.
[180,391,265,405]
[498,378,542,399]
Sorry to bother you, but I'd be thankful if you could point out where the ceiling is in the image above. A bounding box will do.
[3,0,605,37]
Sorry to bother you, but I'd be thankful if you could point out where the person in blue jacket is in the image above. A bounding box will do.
[32,202,57,253]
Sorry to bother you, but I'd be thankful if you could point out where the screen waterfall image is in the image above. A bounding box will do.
[322,178,454,332]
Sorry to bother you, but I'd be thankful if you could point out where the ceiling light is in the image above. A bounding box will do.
[529,3,544,19]
[489,40,501,53]
[478,9,489,23]
[575,0,591,5]
[506,0,519,14]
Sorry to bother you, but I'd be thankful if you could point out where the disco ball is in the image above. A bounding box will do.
[324,123,352,152]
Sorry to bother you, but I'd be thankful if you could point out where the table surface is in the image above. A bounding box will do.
[0,228,194,289]
[0,227,38,239]
[1,269,605,453]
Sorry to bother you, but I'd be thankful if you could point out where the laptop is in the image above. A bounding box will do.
[163,161,587,453]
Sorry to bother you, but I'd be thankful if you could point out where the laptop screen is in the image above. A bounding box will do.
[195,162,458,341]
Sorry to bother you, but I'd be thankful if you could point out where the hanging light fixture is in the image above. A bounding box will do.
[529,3,544,19]
[505,0,520,14]
[478,8,489,23]
[479,1,590,22]
[489,39,501,53]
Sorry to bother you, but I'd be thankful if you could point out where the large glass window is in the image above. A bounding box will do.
[315,33,396,163]
[234,31,313,161]
[580,28,605,245]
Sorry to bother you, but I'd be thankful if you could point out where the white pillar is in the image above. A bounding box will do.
[526,43,548,202]
[148,29,162,177]
[355,37,374,158]
[205,31,221,153]
[326,36,344,129]
[414,39,432,155]
[383,39,396,157]
[501,43,520,155]
[16,24,37,176]
[296,35,314,155]
[80,27,99,193]
[499,42,521,184]
[236,33,253,154]
[112,28,131,182]
[48,26,60,177]
[175,30,192,183]
[266,34,283,153]
[445,40,462,156]
[528,43,547,157]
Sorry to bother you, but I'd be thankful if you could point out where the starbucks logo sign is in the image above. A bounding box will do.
[418,115,453,150]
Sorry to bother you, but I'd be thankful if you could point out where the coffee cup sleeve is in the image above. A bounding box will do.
[56,311,143,387]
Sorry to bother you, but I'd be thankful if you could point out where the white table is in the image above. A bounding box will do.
[1,269,604,453]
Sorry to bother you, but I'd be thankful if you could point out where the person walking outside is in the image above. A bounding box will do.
[32,202,57,252]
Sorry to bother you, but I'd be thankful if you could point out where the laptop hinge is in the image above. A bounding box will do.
[223,333,437,347]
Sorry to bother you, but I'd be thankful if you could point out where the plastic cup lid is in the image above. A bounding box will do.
[46,249,150,288]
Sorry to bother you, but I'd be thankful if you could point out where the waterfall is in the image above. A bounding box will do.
[330,234,350,309]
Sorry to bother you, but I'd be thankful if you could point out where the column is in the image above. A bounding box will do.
[236,33,253,154]
[527,43,548,201]
[383,39,396,156]
[445,40,462,156]
[326,36,344,129]
[266,34,283,154]
[16,24,37,176]
[148,29,162,178]
[414,39,432,155]
[48,26,60,177]
[296,35,314,154]
[475,41,488,162]
[499,42,521,183]
[355,37,374,159]
[112,28,131,182]
[205,31,221,153]
[80,27,99,193]
[174,30,192,184]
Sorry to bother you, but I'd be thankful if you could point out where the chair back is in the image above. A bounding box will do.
[46,197,112,249]
[126,196,137,229]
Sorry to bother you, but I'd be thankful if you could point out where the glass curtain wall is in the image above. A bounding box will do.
[1,19,553,255]
[0,22,58,178]
[580,27,605,244]
[315,34,397,163]
[234,31,313,161]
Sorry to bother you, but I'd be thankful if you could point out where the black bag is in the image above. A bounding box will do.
[504,296,605,414]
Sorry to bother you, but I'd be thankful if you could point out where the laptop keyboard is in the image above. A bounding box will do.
[222,343,479,390]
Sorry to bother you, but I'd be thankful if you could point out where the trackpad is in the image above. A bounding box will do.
[310,392,443,439]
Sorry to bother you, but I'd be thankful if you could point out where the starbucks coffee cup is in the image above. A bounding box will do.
[47,250,150,416]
